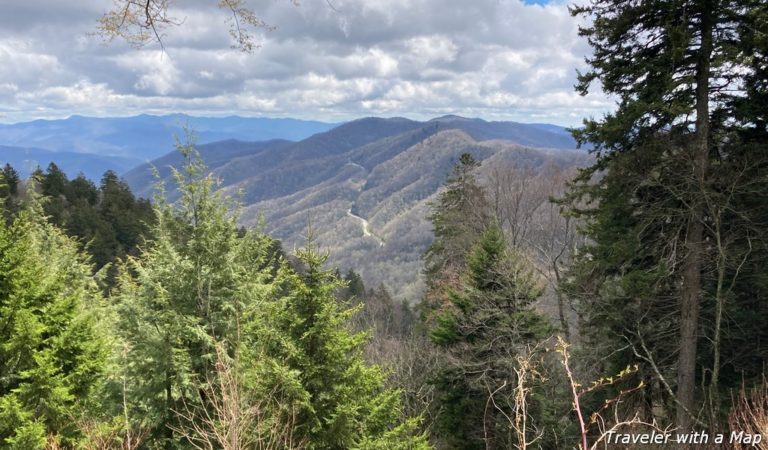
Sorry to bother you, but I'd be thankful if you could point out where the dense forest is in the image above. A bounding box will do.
[1,0,768,449]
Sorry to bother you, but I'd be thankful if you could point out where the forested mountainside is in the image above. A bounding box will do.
[125,115,587,299]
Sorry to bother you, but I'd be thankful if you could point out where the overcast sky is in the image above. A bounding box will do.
[0,0,611,125]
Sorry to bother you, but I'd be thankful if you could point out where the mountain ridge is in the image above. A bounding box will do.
[0,114,337,180]
[3,114,587,299]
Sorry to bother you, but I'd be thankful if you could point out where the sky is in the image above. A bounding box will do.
[0,0,612,126]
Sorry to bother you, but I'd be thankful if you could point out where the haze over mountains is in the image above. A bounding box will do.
[0,114,335,180]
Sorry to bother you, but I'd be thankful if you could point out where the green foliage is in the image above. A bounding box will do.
[0,162,157,291]
[566,0,768,429]
[0,196,109,448]
[421,152,492,347]
[111,139,281,447]
[341,268,366,301]
[269,241,429,449]
[429,225,552,448]
[0,164,21,220]
[111,135,428,449]
[570,0,764,151]
[423,153,489,285]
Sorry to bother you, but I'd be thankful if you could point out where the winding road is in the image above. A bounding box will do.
[346,209,385,247]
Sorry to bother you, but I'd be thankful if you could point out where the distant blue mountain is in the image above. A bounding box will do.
[0,114,338,163]
[0,145,139,182]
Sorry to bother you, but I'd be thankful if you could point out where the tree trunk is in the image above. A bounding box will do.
[676,0,713,433]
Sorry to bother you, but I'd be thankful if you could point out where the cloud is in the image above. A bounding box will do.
[0,0,611,125]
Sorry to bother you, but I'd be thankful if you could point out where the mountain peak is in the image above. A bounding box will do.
[429,115,480,123]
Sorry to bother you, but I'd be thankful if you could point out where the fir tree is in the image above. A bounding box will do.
[270,239,429,449]
[430,225,551,449]
[0,194,109,448]
[567,0,768,431]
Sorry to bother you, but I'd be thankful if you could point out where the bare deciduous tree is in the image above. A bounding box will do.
[486,163,582,341]
[171,344,304,450]
[94,0,297,52]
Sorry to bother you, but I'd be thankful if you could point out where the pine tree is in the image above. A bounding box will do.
[269,240,429,449]
[568,0,768,431]
[430,225,551,449]
[0,195,109,448]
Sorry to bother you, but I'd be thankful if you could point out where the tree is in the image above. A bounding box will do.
[429,225,551,449]
[424,154,490,279]
[94,0,297,52]
[269,239,429,449]
[112,135,427,449]
[1,164,19,197]
[0,164,21,220]
[22,166,156,290]
[111,139,284,448]
[422,153,491,326]
[569,0,768,432]
[97,170,155,271]
[339,269,366,302]
[487,163,581,341]
[0,195,109,448]
[421,155,571,448]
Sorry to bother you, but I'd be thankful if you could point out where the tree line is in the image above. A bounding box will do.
[0,142,429,449]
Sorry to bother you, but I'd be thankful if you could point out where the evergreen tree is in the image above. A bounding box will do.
[269,241,429,449]
[341,268,366,301]
[422,153,491,326]
[1,164,19,197]
[18,165,157,290]
[113,137,427,449]
[567,0,768,431]
[111,142,282,448]
[424,153,489,283]
[430,225,551,449]
[0,164,21,220]
[0,195,109,448]
[40,163,71,227]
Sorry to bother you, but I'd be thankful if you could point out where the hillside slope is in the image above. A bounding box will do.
[127,116,588,298]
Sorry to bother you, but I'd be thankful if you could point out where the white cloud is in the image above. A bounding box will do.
[406,36,458,63]
[0,0,612,125]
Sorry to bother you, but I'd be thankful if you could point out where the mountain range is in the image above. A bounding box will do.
[123,115,589,299]
[1,113,589,298]
[0,114,335,180]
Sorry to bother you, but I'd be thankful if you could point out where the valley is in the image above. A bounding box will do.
[124,115,589,299]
